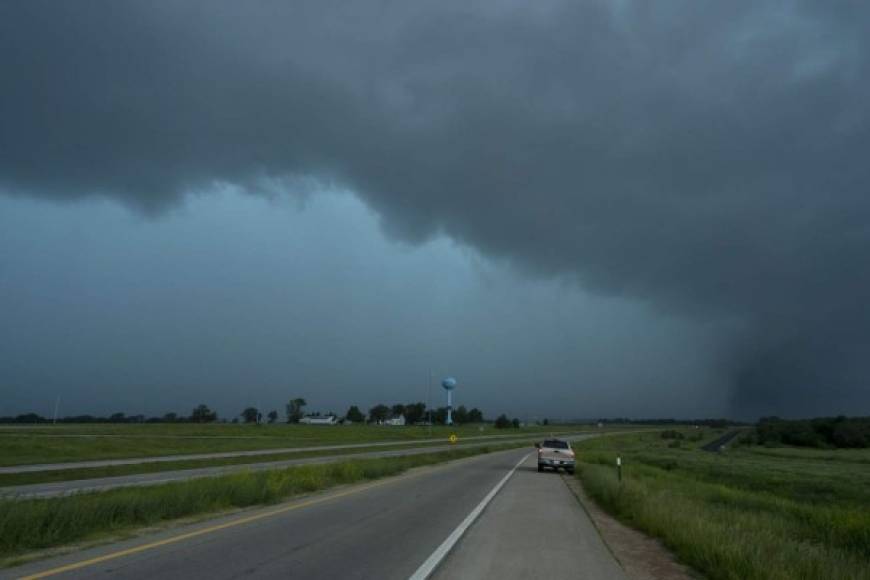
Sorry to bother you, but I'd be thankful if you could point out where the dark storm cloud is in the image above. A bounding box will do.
[2,1,869,416]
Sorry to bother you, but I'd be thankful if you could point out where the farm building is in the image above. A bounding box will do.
[299,415,338,425]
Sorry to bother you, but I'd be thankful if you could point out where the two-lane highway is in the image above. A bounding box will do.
[4,447,624,580]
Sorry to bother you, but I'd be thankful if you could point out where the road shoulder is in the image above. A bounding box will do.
[562,475,699,580]
[432,455,626,580]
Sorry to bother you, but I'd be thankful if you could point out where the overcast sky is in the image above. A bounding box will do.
[2,1,869,420]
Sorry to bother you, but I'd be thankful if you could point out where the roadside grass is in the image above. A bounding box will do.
[0,437,544,488]
[0,423,587,467]
[740,445,870,465]
[0,444,519,563]
[574,431,870,580]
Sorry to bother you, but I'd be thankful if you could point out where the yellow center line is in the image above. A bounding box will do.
[18,471,422,580]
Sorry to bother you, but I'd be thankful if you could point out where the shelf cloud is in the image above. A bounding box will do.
[2,1,869,417]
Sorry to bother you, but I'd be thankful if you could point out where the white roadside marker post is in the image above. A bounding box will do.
[617,456,622,482]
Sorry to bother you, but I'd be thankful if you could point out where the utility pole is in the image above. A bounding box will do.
[52,396,60,425]
[427,369,432,437]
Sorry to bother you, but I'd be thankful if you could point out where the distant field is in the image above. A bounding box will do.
[574,430,870,580]
[0,423,589,467]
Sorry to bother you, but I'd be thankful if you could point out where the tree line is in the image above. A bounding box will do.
[284,399,485,425]
[0,400,490,425]
[749,416,870,449]
[596,418,741,428]
[0,405,224,424]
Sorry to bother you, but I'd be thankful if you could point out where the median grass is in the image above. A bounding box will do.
[0,444,519,564]
[0,436,553,487]
[574,430,870,580]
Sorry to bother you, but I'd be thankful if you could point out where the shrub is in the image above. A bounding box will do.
[832,424,867,448]
[756,417,870,449]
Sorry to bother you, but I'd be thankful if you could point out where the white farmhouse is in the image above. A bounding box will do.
[299,415,337,425]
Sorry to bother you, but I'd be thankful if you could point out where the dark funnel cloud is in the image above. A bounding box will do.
[2,1,870,417]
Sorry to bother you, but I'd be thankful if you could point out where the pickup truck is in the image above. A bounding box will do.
[536,438,575,473]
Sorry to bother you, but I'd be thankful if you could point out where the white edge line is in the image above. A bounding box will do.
[408,452,531,580]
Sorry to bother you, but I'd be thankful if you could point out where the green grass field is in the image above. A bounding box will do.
[574,430,870,580]
[0,443,521,564]
[0,423,583,467]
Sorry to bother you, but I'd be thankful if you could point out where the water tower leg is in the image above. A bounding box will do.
[447,390,453,425]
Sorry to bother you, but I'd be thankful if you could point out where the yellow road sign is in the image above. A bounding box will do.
[448,433,458,444]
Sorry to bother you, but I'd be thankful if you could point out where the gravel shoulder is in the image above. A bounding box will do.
[562,475,700,580]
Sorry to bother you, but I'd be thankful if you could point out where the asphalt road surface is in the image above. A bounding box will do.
[701,429,743,452]
[4,447,625,580]
[1,436,596,499]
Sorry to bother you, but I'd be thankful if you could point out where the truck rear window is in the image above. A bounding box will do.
[543,440,569,449]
